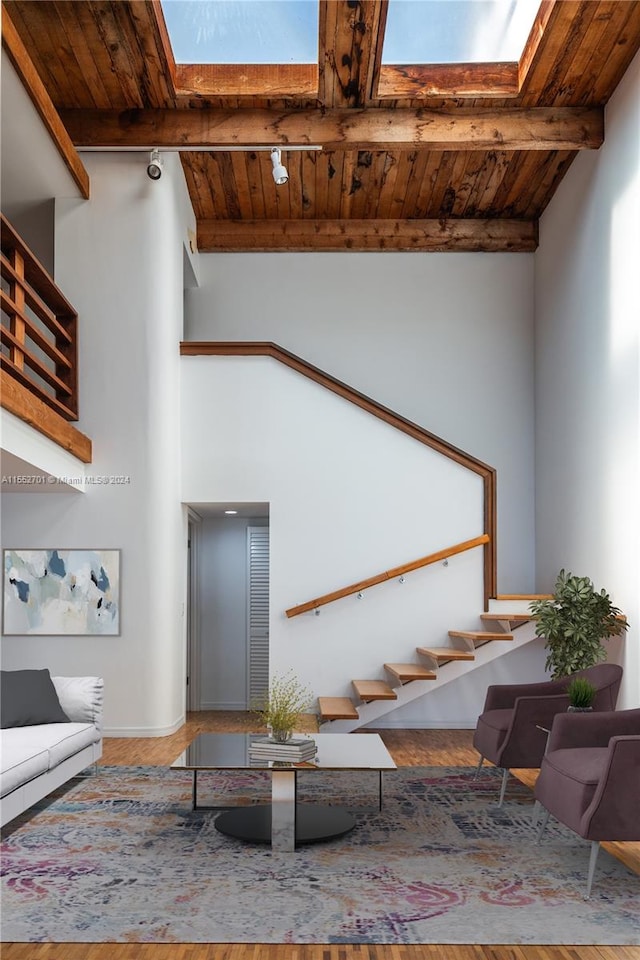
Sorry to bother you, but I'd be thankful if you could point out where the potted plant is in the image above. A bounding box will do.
[530,569,628,680]
[253,671,313,742]
[566,676,596,712]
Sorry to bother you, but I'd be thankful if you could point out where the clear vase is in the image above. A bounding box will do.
[271,729,292,742]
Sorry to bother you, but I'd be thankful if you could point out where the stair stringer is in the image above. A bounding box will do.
[321,618,539,732]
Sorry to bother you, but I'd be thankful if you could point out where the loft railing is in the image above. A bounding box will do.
[285,534,490,618]
[1,214,78,420]
[181,341,498,606]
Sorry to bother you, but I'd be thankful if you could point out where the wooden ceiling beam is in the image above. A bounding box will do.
[319,0,385,107]
[518,0,559,91]
[376,62,519,99]
[2,8,90,199]
[196,218,538,253]
[174,64,318,99]
[61,106,603,152]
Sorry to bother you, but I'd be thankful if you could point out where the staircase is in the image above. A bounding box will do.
[317,601,538,732]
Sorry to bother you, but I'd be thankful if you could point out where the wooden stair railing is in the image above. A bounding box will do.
[181,341,498,606]
[1,214,79,420]
[285,534,489,618]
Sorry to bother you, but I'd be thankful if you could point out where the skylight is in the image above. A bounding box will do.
[382,0,541,65]
[160,0,318,65]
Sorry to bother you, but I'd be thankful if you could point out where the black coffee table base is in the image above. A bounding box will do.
[172,733,396,851]
[214,802,356,846]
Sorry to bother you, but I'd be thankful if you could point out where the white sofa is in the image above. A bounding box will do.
[0,676,103,826]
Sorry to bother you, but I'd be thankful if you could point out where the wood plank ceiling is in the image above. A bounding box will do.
[3,0,640,252]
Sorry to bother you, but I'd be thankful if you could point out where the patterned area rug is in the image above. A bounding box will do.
[1,765,639,944]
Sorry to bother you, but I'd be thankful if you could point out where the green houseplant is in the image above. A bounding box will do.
[530,569,628,680]
[566,676,596,711]
[253,672,313,742]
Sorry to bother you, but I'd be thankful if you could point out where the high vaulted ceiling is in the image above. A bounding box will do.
[3,0,640,252]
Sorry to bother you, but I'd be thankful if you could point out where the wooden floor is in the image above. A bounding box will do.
[4,714,639,960]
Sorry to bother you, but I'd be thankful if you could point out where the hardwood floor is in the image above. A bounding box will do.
[4,947,640,960]
[4,715,639,960]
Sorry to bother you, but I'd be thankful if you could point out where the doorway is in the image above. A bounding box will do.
[186,503,269,710]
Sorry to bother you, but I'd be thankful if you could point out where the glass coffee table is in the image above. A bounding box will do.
[171,732,396,851]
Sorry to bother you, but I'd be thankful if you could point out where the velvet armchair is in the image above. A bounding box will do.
[472,662,623,805]
[535,707,640,897]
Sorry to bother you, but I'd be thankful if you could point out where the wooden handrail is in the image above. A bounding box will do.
[181,341,498,606]
[496,594,553,601]
[285,534,490,618]
[1,214,79,420]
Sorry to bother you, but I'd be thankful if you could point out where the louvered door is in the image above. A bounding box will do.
[247,526,269,707]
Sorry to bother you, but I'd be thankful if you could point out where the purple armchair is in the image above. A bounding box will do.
[535,707,640,897]
[473,663,623,805]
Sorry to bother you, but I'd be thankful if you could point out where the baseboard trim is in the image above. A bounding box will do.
[103,714,185,738]
[198,701,248,711]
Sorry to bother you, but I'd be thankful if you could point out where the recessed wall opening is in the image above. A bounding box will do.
[186,502,270,714]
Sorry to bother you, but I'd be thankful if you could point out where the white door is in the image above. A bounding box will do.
[247,526,269,708]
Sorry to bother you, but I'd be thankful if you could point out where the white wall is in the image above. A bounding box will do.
[1,50,83,271]
[186,251,535,593]
[198,516,268,710]
[1,153,196,735]
[535,50,640,709]
[182,355,523,723]
[4,201,55,275]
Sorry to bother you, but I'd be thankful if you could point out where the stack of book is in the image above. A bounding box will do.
[248,736,317,763]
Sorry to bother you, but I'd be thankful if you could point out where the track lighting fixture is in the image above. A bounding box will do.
[270,147,288,185]
[147,149,163,181]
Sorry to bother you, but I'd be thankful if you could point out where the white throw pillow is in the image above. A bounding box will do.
[51,677,103,730]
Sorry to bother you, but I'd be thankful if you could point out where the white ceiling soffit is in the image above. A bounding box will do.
[0,450,82,494]
[1,409,86,494]
[188,502,270,519]
[1,50,84,219]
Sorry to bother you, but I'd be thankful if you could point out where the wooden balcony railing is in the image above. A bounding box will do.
[285,534,490,618]
[1,214,78,420]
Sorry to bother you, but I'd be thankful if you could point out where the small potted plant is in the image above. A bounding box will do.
[530,569,628,679]
[254,671,313,742]
[566,676,596,712]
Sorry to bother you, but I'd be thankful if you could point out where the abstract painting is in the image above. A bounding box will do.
[3,549,120,635]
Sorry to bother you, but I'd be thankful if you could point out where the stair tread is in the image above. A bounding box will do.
[417,647,476,661]
[448,630,514,641]
[384,662,437,681]
[481,612,533,622]
[318,697,359,720]
[352,679,398,701]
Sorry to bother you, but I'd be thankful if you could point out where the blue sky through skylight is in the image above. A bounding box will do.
[382,0,541,65]
[160,0,318,65]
